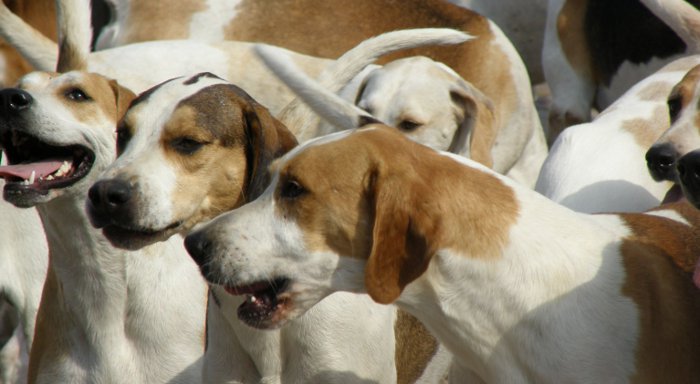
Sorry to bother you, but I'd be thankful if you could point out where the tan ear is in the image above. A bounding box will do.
[365,168,434,304]
[108,79,136,120]
[449,82,497,168]
[243,101,298,200]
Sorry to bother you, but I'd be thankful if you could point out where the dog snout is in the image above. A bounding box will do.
[184,230,213,269]
[87,179,133,222]
[0,88,33,116]
[646,144,680,182]
[677,150,700,208]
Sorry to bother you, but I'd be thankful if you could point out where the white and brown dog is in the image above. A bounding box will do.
[0,7,208,381]
[87,28,469,384]
[543,0,700,143]
[185,118,700,382]
[536,56,700,213]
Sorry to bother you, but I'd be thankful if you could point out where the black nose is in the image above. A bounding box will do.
[677,150,700,208]
[0,88,33,116]
[646,144,680,181]
[184,230,213,268]
[88,179,133,217]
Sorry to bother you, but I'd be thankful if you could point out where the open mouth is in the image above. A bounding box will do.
[0,129,95,196]
[224,277,291,328]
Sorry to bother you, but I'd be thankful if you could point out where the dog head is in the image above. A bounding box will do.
[184,126,517,329]
[354,56,497,167]
[0,71,135,207]
[87,72,297,250]
[646,64,700,187]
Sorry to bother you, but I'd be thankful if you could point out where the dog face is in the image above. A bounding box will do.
[87,73,297,250]
[185,126,517,329]
[355,57,497,167]
[646,64,700,184]
[0,71,134,207]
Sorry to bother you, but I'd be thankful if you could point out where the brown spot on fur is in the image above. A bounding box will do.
[117,0,206,42]
[56,73,135,126]
[636,81,675,102]
[276,126,519,303]
[449,82,497,167]
[163,84,296,231]
[619,207,700,382]
[621,106,669,148]
[394,310,440,384]
[557,0,594,82]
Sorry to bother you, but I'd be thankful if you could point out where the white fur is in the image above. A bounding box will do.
[4,70,207,383]
[535,57,700,213]
[188,0,242,41]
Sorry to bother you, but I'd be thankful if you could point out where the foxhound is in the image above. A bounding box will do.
[543,0,700,143]
[87,27,469,384]
[186,123,700,383]
[0,6,207,381]
[646,60,700,203]
[536,55,700,213]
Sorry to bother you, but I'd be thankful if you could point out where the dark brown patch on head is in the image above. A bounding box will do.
[128,77,178,110]
[162,83,296,229]
[182,72,223,86]
[276,126,519,304]
[394,310,440,384]
[619,208,700,381]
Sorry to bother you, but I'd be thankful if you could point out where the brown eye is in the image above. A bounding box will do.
[171,137,204,155]
[280,179,306,199]
[398,120,421,132]
[65,88,90,102]
[668,94,682,123]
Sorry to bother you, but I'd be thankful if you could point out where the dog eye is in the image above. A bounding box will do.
[116,125,132,156]
[397,120,421,132]
[65,88,90,102]
[667,95,683,123]
[171,137,204,155]
[280,179,306,199]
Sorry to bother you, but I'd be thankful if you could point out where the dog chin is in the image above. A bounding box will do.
[101,224,177,251]
[3,186,54,208]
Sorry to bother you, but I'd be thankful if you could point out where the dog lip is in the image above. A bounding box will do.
[224,277,290,296]
[100,220,184,249]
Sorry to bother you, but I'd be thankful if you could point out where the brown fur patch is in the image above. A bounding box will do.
[0,0,57,86]
[162,84,296,230]
[275,126,519,303]
[557,0,594,82]
[619,208,700,382]
[636,81,674,102]
[55,73,135,126]
[394,310,439,384]
[449,83,497,167]
[118,1,205,42]
[620,106,669,148]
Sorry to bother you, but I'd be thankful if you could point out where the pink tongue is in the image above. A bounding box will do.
[0,160,65,180]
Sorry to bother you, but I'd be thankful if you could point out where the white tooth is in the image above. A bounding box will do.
[250,296,257,303]
[29,171,35,184]
[46,175,54,181]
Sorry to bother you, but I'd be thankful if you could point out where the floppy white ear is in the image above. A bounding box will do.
[448,80,497,169]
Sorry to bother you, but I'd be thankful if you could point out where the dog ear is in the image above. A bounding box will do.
[108,80,136,120]
[243,102,298,201]
[449,82,497,169]
[365,166,434,304]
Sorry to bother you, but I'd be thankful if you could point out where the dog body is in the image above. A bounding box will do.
[535,56,700,213]
[0,69,207,383]
[186,125,700,383]
[543,0,700,142]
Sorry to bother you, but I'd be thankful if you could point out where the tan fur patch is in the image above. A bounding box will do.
[276,126,519,302]
[636,81,674,102]
[0,0,57,86]
[394,310,439,384]
[557,0,595,82]
[620,106,669,148]
[120,1,206,42]
[619,208,700,382]
[56,73,135,126]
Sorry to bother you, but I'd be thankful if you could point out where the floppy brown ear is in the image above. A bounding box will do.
[449,82,497,169]
[243,102,298,201]
[365,168,434,304]
[108,80,136,120]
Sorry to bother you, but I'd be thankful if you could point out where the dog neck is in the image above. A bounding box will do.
[30,189,206,383]
[393,184,639,382]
